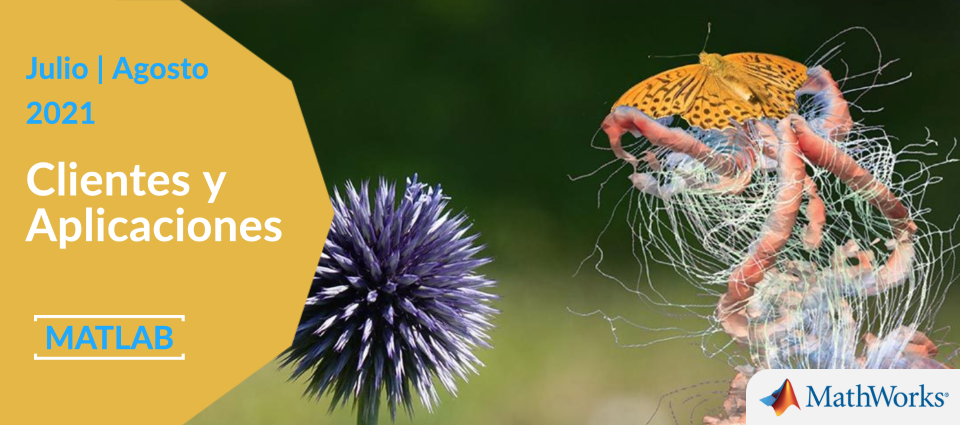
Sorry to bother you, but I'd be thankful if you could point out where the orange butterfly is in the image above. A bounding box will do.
[613,52,807,130]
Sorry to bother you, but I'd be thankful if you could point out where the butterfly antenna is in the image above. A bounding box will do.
[701,22,712,53]
[647,53,699,59]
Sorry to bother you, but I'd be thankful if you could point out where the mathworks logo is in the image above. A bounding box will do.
[760,379,801,416]
[805,384,948,408]
[746,370,960,424]
[759,380,949,413]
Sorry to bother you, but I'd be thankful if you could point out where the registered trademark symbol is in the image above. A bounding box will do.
[946,393,951,398]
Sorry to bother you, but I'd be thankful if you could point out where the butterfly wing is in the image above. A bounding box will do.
[613,53,807,129]
[613,64,707,119]
[723,53,808,118]
[685,74,762,130]
[723,53,807,91]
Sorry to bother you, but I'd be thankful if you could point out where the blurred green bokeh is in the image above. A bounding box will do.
[183,1,960,424]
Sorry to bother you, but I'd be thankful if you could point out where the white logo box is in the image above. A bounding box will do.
[746,369,956,424]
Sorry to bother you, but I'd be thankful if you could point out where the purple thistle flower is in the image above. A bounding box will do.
[281,175,498,425]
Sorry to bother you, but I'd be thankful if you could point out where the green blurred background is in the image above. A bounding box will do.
[182,1,960,424]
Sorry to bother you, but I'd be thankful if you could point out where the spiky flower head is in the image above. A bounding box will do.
[282,175,497,425]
